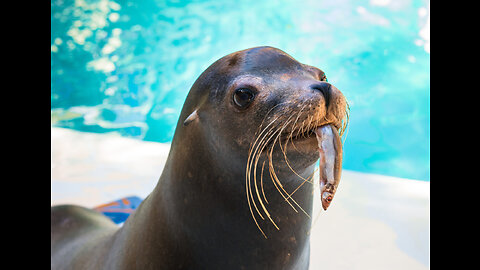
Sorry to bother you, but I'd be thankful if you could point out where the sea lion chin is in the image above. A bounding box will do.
[51,46,349,270]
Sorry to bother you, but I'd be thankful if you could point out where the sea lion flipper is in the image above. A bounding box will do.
[183,109,199,126]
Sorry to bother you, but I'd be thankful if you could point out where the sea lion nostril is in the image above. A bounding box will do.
[311,82,331,108]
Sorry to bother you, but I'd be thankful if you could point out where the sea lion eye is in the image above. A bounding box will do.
[321,75,328,82]
[233,88,255,109]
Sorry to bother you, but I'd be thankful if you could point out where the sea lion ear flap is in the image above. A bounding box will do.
[183,109,199,126]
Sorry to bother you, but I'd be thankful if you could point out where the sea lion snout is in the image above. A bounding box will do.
[280,76,343,117]
[310,82,332,108]
[277,77,346,135]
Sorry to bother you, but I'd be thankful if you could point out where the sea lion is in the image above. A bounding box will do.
[51,46,348,269]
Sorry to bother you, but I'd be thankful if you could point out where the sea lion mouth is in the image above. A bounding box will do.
[263,121,343,211]
[245,95,349,237]
[285,127,317,142]
[279,122,343,211]
[284,122,342,143]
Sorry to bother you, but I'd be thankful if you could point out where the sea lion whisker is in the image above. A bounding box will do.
[248,174,265,220]
[278,139,314,185]
[250,125,283,220]
[247,117,281,168]
[304,115,312,138]
[246,120,285,232]
[286,103,309,151]
[308,114,315,137]
[305,117,311,138]
[267,153,298,213]
[254,114,294,182]
[245,118,283,233]
[253,159,279,230]
[260,160,268,204]
[268,151,311,218]
[296,119,307,139]
[248,124,287,233]
[245,188,268,239]
[339,100,350,145]
[278,111,315,185]
[246,117,281,192]
[252,101,292,142]
[266,117,313,214]
[252,127,280,186]
[265,121,295,195]
[245,143,268,238]
[285,167,317,201]
[267,118,313,218]
[249,111,319,232]
[254,161,280,231]
[252,123,285,196]
[248,120,283,187]
[247,122,282,221]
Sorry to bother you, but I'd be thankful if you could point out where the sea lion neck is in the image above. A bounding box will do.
[143,149,315,270]
[130,103,317,269]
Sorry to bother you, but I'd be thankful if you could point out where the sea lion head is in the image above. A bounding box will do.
[170,46,349,237]
[179,46,347,168]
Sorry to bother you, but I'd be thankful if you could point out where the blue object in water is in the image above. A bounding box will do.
[93,196,143,224]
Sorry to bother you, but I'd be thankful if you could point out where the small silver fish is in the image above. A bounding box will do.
[315,125,343,210]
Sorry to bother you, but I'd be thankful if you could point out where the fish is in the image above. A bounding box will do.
[315,124,343,210]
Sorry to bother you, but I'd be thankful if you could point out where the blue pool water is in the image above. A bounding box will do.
[51,0,430,181]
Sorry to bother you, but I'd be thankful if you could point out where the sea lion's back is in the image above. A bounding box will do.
[51,205,118,270]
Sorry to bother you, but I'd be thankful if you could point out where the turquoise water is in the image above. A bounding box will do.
[51,0,430,181]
